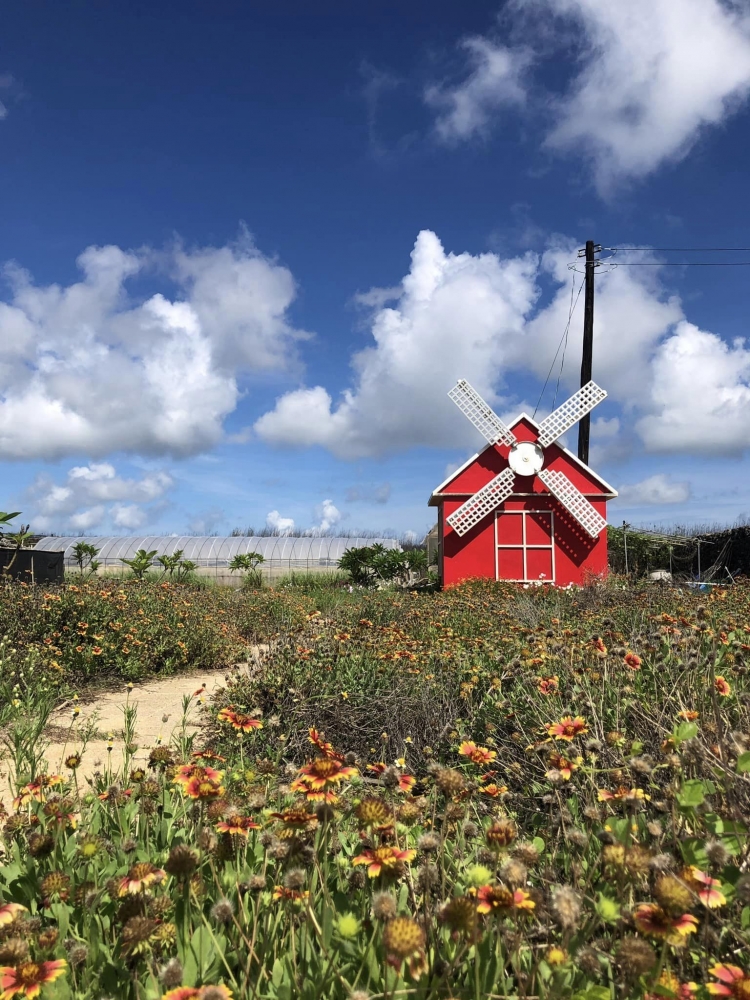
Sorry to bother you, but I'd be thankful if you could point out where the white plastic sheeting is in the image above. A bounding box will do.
[33,535,401,579]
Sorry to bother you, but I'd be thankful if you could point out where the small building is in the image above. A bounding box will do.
[428,413,616,587]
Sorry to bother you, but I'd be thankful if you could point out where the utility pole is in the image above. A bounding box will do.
[577,240,601,464]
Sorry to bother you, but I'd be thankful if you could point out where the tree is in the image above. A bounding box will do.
[72,542,100,576]
[338,545,427,588]
[0,511,22,541]
[157,549,185,577]
[229,552,265,588]
[121,549,158,580]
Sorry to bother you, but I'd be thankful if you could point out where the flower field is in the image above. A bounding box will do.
[1,577,750,999]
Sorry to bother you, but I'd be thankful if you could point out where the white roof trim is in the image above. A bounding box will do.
[428,412,619,502]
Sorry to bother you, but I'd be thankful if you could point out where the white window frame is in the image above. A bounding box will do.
[495,509,555,584]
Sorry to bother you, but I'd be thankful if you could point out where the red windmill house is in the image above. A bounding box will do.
[428,380,617,587]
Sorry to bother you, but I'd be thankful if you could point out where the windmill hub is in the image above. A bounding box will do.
[508,441,544,476]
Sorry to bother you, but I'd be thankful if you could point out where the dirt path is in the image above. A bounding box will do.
[0,651,263,807]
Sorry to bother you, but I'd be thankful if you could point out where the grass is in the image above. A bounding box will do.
[0,577,749,999]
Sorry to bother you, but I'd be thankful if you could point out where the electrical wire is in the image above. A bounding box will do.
[605,247,750,252]
[533,275,583,419]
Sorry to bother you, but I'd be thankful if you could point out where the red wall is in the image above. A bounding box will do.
[436,420,610,588]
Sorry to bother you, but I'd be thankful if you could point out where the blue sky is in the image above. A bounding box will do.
[3,0,750,538]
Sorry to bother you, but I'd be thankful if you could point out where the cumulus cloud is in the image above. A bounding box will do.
[313,499,342,534]
[636,322,750,455]
[425,0,750,187]
[266,510,295,534]
[544,0,750,189]
[255,230,540,458]
[616,474,691,505]
[27,462,174,532]
[0,233,307,461]
[425,37,529,142]
[187,507,226,535]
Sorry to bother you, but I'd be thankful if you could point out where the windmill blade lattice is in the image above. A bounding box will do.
[537,381,607,448]
[537,469,607,538]
[446,467,516,537]
[448,380,517,448]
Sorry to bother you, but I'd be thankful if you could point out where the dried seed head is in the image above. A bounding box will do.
[164,844,199,877]
[512,841,540,865]
[654,874,694,914]
[397,801,422,825]
[445,802,466,822]
[159,958,184,988]
[197,828,218,853]
[356,797,390,828]
[735,874,750,902]
[462,821,479,840]
[416,863,439,893]
[499,858,527,888]
[705,839,731,868]
[68,945,88,968]
[381,766,401,790]
[417,833,441,854]
[283,869,306,891]
[615,936,656,980]
[577,947,602,978]
[247,875,266,892]
[439,895,478,935]
[550,886,581,931]
[647,821,663,838]
[269,841,290,860]
[624,845,652,876]
[566,829,589,849]
[210,898,234,925]
[0,939,30,965]
[650,853,675,872]
[348,867,366,890]
[629,756,653,775]
[348,992,371,1000]
[435,768,465,797]
[486,818,517,849]
[121,915,157,950]
[382,916,425,958]
[371,891,398,922]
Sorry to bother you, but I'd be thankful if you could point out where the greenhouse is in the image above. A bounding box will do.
[32,535,402,584]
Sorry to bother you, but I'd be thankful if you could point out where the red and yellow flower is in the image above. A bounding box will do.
[475,884,535,914]
[366,762,416,793]
[352,845,416,878]
[216,815,261,837]
[633,903,698,946]
[0,959,67,999]
[537,676,559,695]
[162,987,233,1000]
[708,964,750,997]
[118,861,166,896]
[546,753,581,781]
[183,774,225,800]
[597,786,649,803]
[217,708,263,732]
[682,866,726,908]
[172,764,223,789]
[715,676,732,697]
[546,716,588,741]
[458,741,497,765]
[624,652,642,670]
[290,757,357,802]
[382,917,427,980]
[0,904,27,928]
[272,886,310,904]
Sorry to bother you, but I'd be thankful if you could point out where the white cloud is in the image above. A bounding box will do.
[0,234,307,461]
[255,230,539,458]
[545,0,750,189]
[266,510,295,534]
[636,322,750,455]
[187,507,225,535]
[425,37,529,142]
[313,499,342,534]
[27,462,174,532]
[424,1,750,188]
[346,482,392,504]
[616,474,691,505]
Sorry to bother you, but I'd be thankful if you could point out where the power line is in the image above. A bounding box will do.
[607,261,750,266]
[606,247,750,252]
[533,274,583,419]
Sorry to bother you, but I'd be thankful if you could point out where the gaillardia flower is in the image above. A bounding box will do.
[352,846,416,878]
[290,757,357,802]
[547,716,589,741]
[0,959,67,999]
[708,964,750,998]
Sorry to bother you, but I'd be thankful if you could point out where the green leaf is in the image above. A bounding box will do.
[674,721,698,745]
[742,906,750,930]
[676,778,709,808]
[272,958,284,987]
[573,986,611,1000]
[737,751,750,773]
[532,836,545,854]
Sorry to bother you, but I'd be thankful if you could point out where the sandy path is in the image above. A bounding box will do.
[0,651,263,807]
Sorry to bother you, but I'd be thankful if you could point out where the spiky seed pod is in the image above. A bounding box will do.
[499,858,527,888]
[315,803,336,824]
[463,821,479,840]
[566,829,589,849]
[435,768,465,797]
[205,800,227,821]
[159,957,184,988]
[629,756,653,775]
[649,853,675,872]
[68,945,88,968]
[486,818,517,849]
[624,845,652,876]
[439,896,477,936]
[202,989,232,1000]
[476,848,497,867]
[348,868,366,890]
[120,837,137,853]
[356,797,390,827]
[0,939,30,965]
[446,803,466,822]
[371,892,398,922]
[348,992,371,1000]
[381,767,401,790]
[615,936,656,980]
[735,874,750,902]
[40,871,70,899]
[210,898,234,925]
[654,874,694,914]
[705,839,731,868]
[121,916,157,951]
[397,801,422,825]
[141,779,161,798]
[417,833,441,854]
[246,793,266,810]
[550,886,581,931]
[27,833,54,858]
[647,821,663,838]
[197,828,218,853]
[117,897,145,925]
[582,805,601,822]
[259,831,275,848]
[512,842,540,866]
[577,947,602,978]
[149,896,173,919]
[165,844,199,877]
[38,929,58,951]
[416,864,439,893]
[247,875,266,893]
[382,916,425,958]
[269,841,290,860]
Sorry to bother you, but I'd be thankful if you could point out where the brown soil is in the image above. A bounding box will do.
[0,650,263,807]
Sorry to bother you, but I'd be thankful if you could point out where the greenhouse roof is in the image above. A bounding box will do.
[33,535,402,566]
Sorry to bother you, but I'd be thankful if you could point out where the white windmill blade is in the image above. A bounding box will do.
[538,468,608,538]
[537,381,607,448]
[448,380,517,448]
[446,467,516,537]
